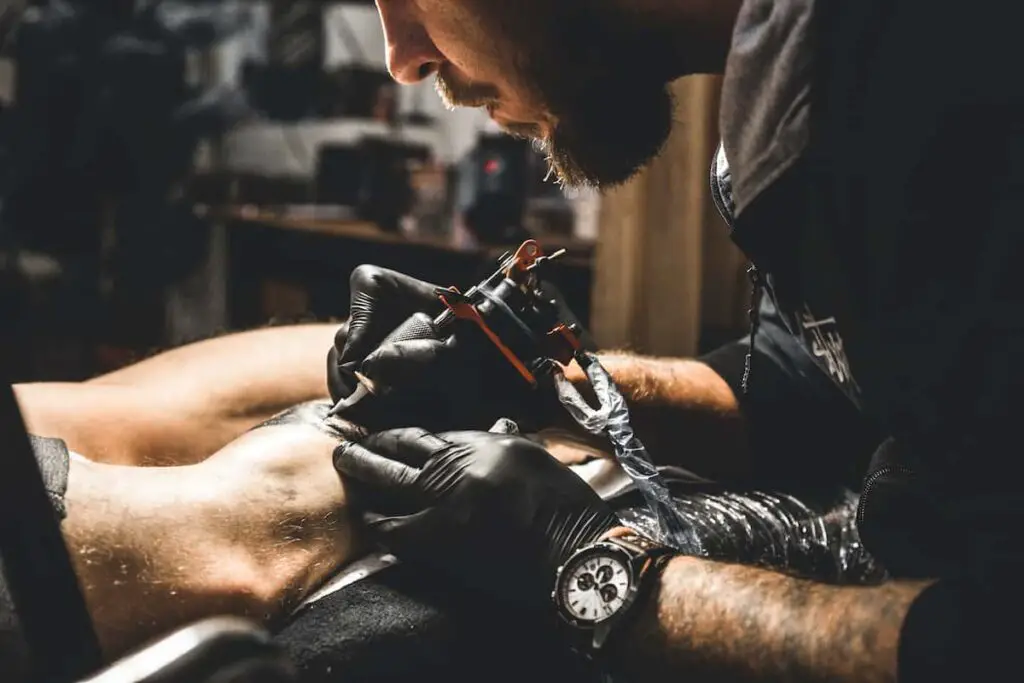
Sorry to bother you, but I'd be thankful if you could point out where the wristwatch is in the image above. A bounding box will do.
[552,529,674,658]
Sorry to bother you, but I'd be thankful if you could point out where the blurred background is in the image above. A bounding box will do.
[0,0,750,383]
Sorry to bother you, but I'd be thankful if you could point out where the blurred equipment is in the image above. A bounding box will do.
[242,0,323,121]
[320,64,397,121]
[455,133,532,245]
[0,0,254,376]
[242,1,397,122]
[263,0,324,121]
[321,9,396,122]
[315,137,430,232]
[225,3,441,220]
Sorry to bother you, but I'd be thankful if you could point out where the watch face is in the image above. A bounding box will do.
[558,550,632,625]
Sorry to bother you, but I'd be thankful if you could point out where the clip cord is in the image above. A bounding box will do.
[553,351,694,550]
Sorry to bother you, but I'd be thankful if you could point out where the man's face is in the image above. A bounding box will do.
[376,0,675,189]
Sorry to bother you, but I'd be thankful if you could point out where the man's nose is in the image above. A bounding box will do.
[376,2,442,84]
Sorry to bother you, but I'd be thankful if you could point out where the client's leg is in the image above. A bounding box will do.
[14,323,341,466]
[61,407,362,659]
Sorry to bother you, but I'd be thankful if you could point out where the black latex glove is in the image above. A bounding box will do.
[328,265,566,432]
[355,329,570,432]
[327,265,442,403]
[334,428,619,610]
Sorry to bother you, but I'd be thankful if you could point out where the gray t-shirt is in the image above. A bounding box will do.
[713,0,863,409]
[719,0,815,219]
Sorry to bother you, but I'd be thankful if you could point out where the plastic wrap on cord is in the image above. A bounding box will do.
[554,351,693,549]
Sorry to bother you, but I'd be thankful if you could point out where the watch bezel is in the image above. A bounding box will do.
[552,541,641,630]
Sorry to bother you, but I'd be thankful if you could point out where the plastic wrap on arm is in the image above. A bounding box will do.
[554,351,885,585]
[616,488,886,584]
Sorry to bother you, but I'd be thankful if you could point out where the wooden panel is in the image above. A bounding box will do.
[591,75,739,357]
[589,176,647,351]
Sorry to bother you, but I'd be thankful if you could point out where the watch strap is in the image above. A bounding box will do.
[596,538,672,648]
[603,531,671,560]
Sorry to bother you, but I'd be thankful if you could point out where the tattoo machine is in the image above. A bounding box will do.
[328,240,587,427]
[329,239,690,548]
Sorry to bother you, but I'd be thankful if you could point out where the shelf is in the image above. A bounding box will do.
[202,120,441,179]
[219,206,594,265]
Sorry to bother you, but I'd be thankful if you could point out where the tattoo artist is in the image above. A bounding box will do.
[328,0,1023,680]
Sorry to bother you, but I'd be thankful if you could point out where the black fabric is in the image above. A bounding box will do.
[719,0,1024,675]
[333,429,618,613]
[897,575,1021,682]
[0,434,71,682]
[897,580,965,681]
[26,435,70,520]
[0,558,31,683]
[699,304,877,490]
[810,0,1024,575]
[718,0,814,218]
[274,564,595,683]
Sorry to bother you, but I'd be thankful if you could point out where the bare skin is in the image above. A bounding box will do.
[14,323,340,466]
[618,550,928,683]
[62,419,360,659]
[9,325,355,660]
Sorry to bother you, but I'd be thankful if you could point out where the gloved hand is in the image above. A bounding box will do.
[334,428,619,610]
[328,265,568,433]
[327,265,442,403]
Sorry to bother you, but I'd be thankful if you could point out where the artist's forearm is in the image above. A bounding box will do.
[563,353,750,479]
[616,556,928,683]
[91,323,341,424]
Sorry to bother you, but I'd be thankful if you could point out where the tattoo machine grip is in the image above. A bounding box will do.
[328,311,448,419]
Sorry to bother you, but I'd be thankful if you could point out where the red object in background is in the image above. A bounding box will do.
[484,158,502,175]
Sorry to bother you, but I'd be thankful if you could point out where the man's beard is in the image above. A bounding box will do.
[537,77,674,189]
[435,70,500,111]
[524,5,677,190]
[440,67,674,191]
[436,3,676,190]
